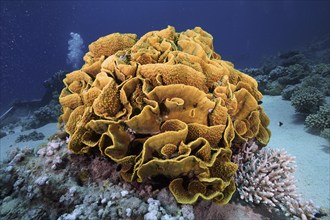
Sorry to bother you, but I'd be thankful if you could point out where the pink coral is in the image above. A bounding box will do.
[233,140,319,219]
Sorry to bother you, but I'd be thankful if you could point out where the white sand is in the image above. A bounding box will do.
[0,123,58,162]
[262,96,330,209]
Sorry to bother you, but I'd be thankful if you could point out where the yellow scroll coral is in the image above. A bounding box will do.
[59,26,271,206]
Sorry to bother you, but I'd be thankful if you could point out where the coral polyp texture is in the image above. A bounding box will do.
[58,26,271,205]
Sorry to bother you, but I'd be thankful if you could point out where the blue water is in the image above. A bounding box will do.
[0,1,329,113]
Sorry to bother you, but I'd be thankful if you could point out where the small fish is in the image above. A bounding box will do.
[278,121,283,127]
[258,100,263,105]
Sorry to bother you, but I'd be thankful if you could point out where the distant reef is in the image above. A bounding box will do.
[0,70,66,136]
[241,33,330,140]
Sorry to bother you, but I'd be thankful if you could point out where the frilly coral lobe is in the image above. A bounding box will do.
[58,26,271,205]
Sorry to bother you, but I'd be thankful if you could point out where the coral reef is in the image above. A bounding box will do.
[41,70,68,110]
[268,64,308,85]
[305,104,330,135]
[264,81,285,96]
[320,128,330,140]
[0,70,64,132]
[281,84,300,101]
[290,86,325,114]
[58,26,271,205]
[43,70,68,95]
[243,61,330,99]
[193,199,287,220]
[278,50,308,68]
[3,135,320,219]
[305,34,330,64]
[0,130,6,138]
[300,73,330,96]
[1,26,329,220]
[0,125,327,220]
[247,49,330,140]
[0,137,197,219]
[0,69,65,133]
[241,35,330,99]
[15,131,45,143]
[276,64,308,85]
[1,95,61,132]
[233,141,320,219]
[310,63,330,78]
[22,94,62,131]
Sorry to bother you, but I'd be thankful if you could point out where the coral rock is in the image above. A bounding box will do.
[58,26,271,205]
[89,33,137,58]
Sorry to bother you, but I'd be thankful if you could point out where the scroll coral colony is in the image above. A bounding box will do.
[58,26,271,205]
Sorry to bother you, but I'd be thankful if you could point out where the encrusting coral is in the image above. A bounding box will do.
[58,26,271,205]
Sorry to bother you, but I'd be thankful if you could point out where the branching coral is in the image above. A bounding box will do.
[58,26,271,205]
[290,86,325,114]
[305,104,330,141]
[305,104,330,132]
[233,141,319,219]
[301,74,330,96]
[320,128,330,140]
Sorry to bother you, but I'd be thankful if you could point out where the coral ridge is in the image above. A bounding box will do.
[58,26,271,205]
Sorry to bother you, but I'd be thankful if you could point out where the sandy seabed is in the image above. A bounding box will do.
[0,95,329,211]
[262,96,330,209]
[0,123,58,162]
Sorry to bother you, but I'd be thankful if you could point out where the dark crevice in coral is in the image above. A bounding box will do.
[131,108,142,117]
[159,102,170,117]
[132,133,151,139]
[115,164,122,172]
[148,174,171,190]
[127,142,143,156]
